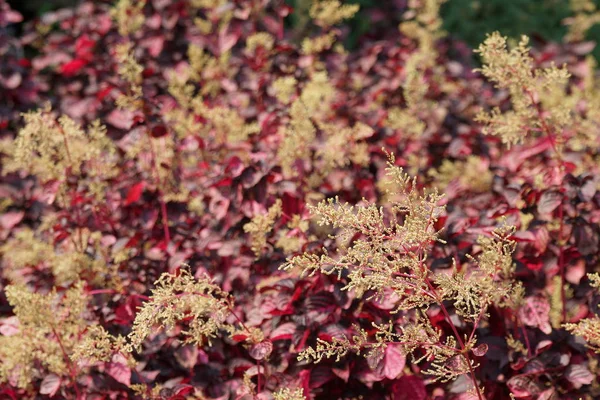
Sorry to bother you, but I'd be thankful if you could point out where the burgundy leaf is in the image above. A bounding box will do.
[174,345,198,369]
[537,191,562,215]
[507,375,541,398]
[392,375,427,400]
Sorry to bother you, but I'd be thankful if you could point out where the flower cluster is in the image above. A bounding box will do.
[1,0,600,399]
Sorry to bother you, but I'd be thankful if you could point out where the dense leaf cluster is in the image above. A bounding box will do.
[1,1,600,399]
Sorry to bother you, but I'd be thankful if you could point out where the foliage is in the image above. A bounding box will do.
[442,0,600,58]
[1,0,600,399]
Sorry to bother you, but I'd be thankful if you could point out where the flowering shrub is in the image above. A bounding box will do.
[1,0,600,399]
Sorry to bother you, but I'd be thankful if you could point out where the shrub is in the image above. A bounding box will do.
[1,0,600,399]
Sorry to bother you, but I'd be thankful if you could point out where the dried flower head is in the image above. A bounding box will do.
[283,154,445,304]
[428,156,493,193]
[115,42,144,111]
[301,32,337,54]
[274,387,305,400]
[564,0,600,42]
[72,325,128,364]
[127,269,233,352]
[246,32,275,53]
[111,0,146,36]
[0,282,88,388]
[244,199,283,257]
[564,273,600,353]
[2,107,117,200]
[282,154,516,390]
[400,0,447,53]
[475,32,572,148]
[278,99,317,177]
[309,0,359,28]
[272,76,298,105]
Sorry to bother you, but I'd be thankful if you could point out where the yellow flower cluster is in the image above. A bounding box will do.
[428,156,493,193]
[2,107,117,201]
[475,33,571,148]
[243,199,283,257]
[111,0,146,36]
[0,283,88,388]
[565,273,600,353]
[565,0,600,42]
[127,269,233,351]
[282,155,518,386]
[309,0,359,28]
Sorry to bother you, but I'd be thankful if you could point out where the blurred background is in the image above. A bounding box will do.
[6,0,600,58]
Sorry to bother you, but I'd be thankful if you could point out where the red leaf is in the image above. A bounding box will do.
[150,124,168,138]
[232,333,249,343]
[125,182,145,205]
[174,384,194,396]
[39,374,61,397]
[75,34,95,59]
[60,59,87,77]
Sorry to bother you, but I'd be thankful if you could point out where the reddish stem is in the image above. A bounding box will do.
[521,323,532,358]
[256,359,262,394]
[558,203,566,323]
[51,326,82,400]
[147,135,171,245]
[525,87,568,323]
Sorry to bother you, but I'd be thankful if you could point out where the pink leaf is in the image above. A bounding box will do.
[107,354,131,386]
[0,211,24,230]
[270,322,296,341]
[0,8,22,26]
[39,374,61,397]
[537,191,562,215]
[383,344,405,380]
[518,295,552,334]
[0,316,20,336]
[565,364,594,389]
[472,343,489,357]
[2,73,22,89]
[249,340,273,361]
[219,30,240,54]
[141,36,165,58]
[106,109,135,130]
